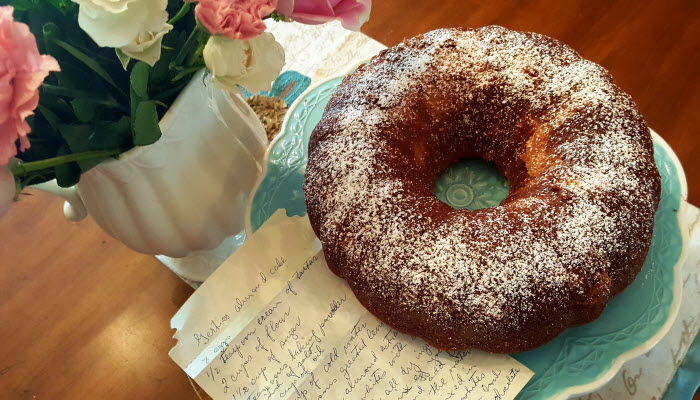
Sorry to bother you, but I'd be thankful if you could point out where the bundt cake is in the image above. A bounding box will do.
[302,26,661,353]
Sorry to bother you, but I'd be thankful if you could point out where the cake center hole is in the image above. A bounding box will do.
[434,159,510,210]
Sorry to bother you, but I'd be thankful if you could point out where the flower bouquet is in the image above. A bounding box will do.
[0,0,371,218]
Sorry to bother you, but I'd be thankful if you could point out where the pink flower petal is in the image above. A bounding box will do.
[277,0,371,31]
[196,0,277,41]
[0,120,19,164]
[293,0,335,17]
[0,6,60,166]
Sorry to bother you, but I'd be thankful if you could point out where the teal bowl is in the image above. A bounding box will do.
[245,69,688,399]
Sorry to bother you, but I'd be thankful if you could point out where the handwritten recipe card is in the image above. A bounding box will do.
[170,210,533,400]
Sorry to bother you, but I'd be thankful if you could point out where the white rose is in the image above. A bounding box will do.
[120,22,172,66]
[73,0,171,65]
[73,0,135,14]
[203,33,285,94]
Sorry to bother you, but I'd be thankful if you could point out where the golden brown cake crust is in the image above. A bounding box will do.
[302,26,661,353]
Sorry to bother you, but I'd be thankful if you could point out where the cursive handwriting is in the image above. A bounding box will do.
[234,272,268,312]
[318,295,347,336]
[190,254,530,400]
[268,257,287,275]
[193,315,229,346]
[671,313,700,368]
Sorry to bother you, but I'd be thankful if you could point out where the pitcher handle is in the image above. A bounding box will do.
[32,179,88,222]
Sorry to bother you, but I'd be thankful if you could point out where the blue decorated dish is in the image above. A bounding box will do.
[245,66,688,399]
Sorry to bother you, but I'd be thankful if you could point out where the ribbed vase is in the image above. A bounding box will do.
[39,70,268,262]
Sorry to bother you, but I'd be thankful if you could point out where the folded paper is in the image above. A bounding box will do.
[170,209,533,399]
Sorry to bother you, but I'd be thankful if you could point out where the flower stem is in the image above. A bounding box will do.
[11,149,122,177]
[168,3,191,25]
[171,24,209,69]
[171,65,204,82]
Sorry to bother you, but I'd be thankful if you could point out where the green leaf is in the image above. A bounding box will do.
[45,0,73,14]
[130,87,140,128]
[129,63,150,136]
[115,48,131,70]
[42,22,63,58]
[133,101,162,146]
[18,107,64,170]
[171,65,202,82]
[55,98,74,119]
[171,24,209,69]
[36,105,62,132]
[150,33,180,85]
[40,83,123,110]
[71,98,97,122]
[52,39,120,89]
[54,145,81,187]
[130,62,150,99]
[267,11,289,22]
[56,62,94,90]
[57,123,91,151]
[57,119,131,171]
[92,117,132,151]
[11,0,40,12]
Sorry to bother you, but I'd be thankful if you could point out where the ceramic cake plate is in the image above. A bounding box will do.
[245,70,689,400]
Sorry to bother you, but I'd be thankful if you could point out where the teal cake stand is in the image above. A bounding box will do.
[245,69,688,400]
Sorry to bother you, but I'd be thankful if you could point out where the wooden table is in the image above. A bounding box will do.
[1,1,699,399]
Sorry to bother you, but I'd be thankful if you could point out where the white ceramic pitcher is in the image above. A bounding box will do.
[34,70,268,283]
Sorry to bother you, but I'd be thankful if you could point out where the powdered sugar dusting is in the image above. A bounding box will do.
[303,26,661,352]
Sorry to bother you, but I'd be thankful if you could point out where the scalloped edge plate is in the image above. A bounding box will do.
[553,130,688,399]
[244,62,689,399]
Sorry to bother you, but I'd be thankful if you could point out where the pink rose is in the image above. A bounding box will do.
[195,0,277,40]
[0,163,15,218]
[276,0,370,31]
[0,6,60,166]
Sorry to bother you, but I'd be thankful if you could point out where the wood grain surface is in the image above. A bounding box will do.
[1,1,698,399]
